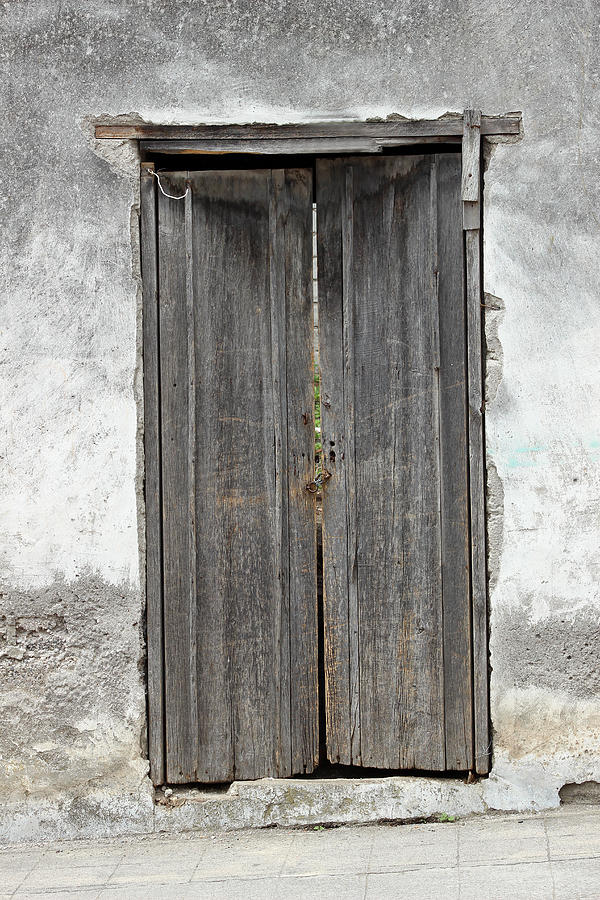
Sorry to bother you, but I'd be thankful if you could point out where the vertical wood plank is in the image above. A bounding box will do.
[192,172,233,781]
[463,109,490,775]
[317,158,352,764]
[184,183,199,778]
[194,170,278,781]
[466,231,489,774]
[284,169,319,773]
[355,156,445,770]
[268,169,292,776]
[342,165,361,765]
[428,156,447,769]
[438,154,473,770]
[158,173,198,782]
[140,163,165,786]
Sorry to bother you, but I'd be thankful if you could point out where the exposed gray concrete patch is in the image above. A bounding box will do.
[560,780,600,803]
[0,577,147,804]
[492,608,600,698]
[486,460,504,597]
[484,292,505,406]
[484,291,505,600]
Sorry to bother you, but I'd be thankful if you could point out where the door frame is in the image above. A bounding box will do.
[128,112,517,784]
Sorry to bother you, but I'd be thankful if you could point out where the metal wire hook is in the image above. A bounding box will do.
[151,170,190,200]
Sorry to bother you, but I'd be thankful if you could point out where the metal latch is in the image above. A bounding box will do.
[306,468,332,494]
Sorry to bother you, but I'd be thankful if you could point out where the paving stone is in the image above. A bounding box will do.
[276,873,367,899]
[18,863,114,893]
[368,822,458,871]
[192,831,294,880]
[550,857,600,899]
[544,811,600,860]
[108,858,197,885]
[99,885,195,900]
[280,828,373,876]
[459,861,555,900]
[459,815,548,865]
[366,866,459,899]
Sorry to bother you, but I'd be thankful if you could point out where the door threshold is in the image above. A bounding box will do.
[153,772,491,832]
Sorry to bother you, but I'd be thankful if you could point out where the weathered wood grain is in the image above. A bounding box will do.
[139,136,465,156]
[462,110,490,775]
[341,165,361,765]
[465,229,489,775]
[282,170,319,773]
[437,154,473,770]
[316,158,352,764]
[158,172,198,782]
[268,169,290,776]
[141,138,385,155]
[462,110,481,203]
[97,115,520,141]
[159,168,316,782]
[140,162,165,786]
[184,183,199,778]
[319,155,469,770]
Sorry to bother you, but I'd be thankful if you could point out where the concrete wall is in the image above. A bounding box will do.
[1,1,599,839]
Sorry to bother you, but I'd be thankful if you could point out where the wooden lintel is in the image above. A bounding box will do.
[96,115,520,141]
[141,138,385,156]
[142,136,465,156]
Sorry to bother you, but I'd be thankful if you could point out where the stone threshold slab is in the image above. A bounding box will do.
[151,773,551,832]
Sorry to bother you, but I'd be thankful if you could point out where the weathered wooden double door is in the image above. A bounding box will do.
[143,153,487,784]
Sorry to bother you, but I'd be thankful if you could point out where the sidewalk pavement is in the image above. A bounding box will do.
[0,804,598,899]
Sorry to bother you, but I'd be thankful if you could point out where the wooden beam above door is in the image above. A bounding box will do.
[95,115,520,153]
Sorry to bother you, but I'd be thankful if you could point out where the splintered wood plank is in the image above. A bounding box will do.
[282,169,319,774]
[140,163,165,786]
[437,154,473,770]
[160,168,316,782]
[462,110,490,775]
[140,138,384,155]
[158,172,198,782]
[342,166,361,765]
[466,230,488,774]
[268,169,291,776]
[316,158,352,764]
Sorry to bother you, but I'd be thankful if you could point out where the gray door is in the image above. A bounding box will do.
[144,153,486,784]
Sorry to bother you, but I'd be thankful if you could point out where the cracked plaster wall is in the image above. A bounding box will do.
[1,0,599,840]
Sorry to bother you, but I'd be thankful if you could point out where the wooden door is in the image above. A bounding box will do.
[152,168,317,783]
[317,154,475,771]
[143,148,488,785]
